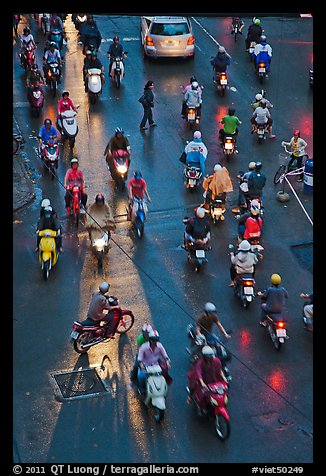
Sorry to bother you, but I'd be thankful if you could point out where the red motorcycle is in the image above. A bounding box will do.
[188,381,230,440]
[66,182,85,227]
[20,45,36,70]
[27,82,44,117]
[70,296,135,353]
[40,139,59,180]
[106,149,130,191]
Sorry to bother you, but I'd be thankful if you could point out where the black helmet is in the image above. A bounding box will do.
[44,118,52,126]
[113,35,119,41]
[31,63,38,70]
[23,27,30,35]
[134,171,142,180]
[228,107,235,116]
[62,91,69,98]
[190,75,197,83]
[95,193,105,204]
[255,161,262,171]
[43,206,53,219]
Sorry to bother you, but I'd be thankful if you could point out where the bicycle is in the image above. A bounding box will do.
[273,146,307,185]
[13,133,24,155]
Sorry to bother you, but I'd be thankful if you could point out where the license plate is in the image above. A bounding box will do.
[276,328,287,337]
[214,208,222,215]
[196,249,205,258]
[259,67,266,73]
[70,330,79,339]
[188,113,195,120]
[220,79,227,85]
[225,142,233,149]
[188,179,195,185]
[244,286,254,294]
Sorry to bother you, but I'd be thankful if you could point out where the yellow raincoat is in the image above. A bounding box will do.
[202,167,233,199]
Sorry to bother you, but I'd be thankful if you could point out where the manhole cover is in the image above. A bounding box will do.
[290,242,313,274]
[49,367,109,401]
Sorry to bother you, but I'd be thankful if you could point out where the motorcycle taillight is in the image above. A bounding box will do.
[189,171,196,178]
[277,321,285,328]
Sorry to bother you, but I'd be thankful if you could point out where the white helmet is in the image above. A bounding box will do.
[255,93,263,101]
[238,240,251,251]
[218,46,226,53]
[204,302,217,313]
[41,198,51,208]
[193,130,201,139]
[214,164,222,172]
[99,281,110,293]
[192,81,199,89]
[196,207,206,218]
[148,329,160,340]
[248,161,256,170]
[240,182,249,192]
[142,323,153,334]
[202,345,214,357]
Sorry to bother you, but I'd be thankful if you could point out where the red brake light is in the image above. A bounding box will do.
[277,321,285,328]
[189,108,195,114]
[187,35,195,46]
[244,280,253,286]
[226,139,232,143]
[146,35,154,46]
[221,74,226,80]
[259,62,265,67]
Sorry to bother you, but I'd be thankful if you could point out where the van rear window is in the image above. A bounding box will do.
[151,22,189,36]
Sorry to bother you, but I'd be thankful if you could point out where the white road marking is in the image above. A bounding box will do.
[191,17,232,59]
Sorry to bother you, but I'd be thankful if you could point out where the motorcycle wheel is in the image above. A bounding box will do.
[115,312,135,334]
[135,217,144,238]
[268,324,281,351]
[153,407,165,423]
[115,73,120,88]
[97,250,103,270]
[13,137,19,155]
[52,80,57,97]
[42,260,50,280]
[69,137,75,149]
[273,165,286,184]
[50,165,55,180]
[73,332,91,353]
[194,264,201,273]
[214,414,230,441]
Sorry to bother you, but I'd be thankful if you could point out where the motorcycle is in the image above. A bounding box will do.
[89,228,110,271]
[262,310,289,351]
[231,18,242,42]
[257,60,268,83]
[110,54,127,88]
[222,134,237,159]
[40,14,51,35]
[106,149,130,191]
[49,29,63,51]
[58,108,79,149]
[27,82,44,117]
[38,229,60,280]
[209,196,226,224]
[248,41,256,61]
[73,14,89,31]
[185,106,200,129]
[183,163,202,191]
[183,221,210,273]
[67,183,85,227]
[187,381,230,440]
[186,323,232,382]
[136,364,168,423]
[45,61,61,97]
[87,68,102,104]
[20,45,35,70]
[70,296,135,353]
[214,71,228,97]
[40,139,59,180]
[130,197,147,238]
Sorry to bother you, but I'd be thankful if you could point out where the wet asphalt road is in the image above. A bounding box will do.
[13,14,313,464]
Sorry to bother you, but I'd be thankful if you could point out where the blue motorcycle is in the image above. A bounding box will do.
[131,197,146,238]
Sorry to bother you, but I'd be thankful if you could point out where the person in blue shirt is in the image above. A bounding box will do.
[38,118,59,158]
[184,131,208,175]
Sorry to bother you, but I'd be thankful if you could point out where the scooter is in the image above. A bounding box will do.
[87,68,102,104]
[40,13,51,35]
[183,224,210,273]
[38,229,59,280]
[27,82,44,117]
[138,364,168,423]
[66,184,85,227]
[45,61,61,97]
[184,163,202,191]
[185,106,200,129]
[110,54,127,88]
[49,29,63,51]
[209,197,226,224]
[106,149,130,191]
[71,296,135,353]
[89,228,110,270]
[214,71,228,97]
[40,139,59,180]
[20,45,35,70]
[58,108,79,148]
[130,197,147,238]
[255,123,269,143]
[262,311,289,351]
[222,134,237,159]
[256,60,268,83]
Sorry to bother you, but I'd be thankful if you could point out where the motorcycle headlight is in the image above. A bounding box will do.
[210,397,219,406]
[94,238,106,249]
[117,164,128,174]
[33,91,41,98]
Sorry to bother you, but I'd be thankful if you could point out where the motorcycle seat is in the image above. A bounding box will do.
[237,273,254,280]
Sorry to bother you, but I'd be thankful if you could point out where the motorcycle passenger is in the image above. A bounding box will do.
[251,99,276,138]
[300,292,313,326]
[137,330,172,394]
[20,26,36,51]
[187,345,227,406]
[84,50,105,91]
[49,13,64,34]
[229,239,258,287]
[202,164,233,216]
[196,302,231,346]
[104,127,131,163]
[63,158,88,213]
[245,17,263,50]
[43,41,62,82]
[219,107,242,144]
[35,206,63,253]
[243,201,263,241]
[253,35,272,73]
[79,16,102,52]
[39,198,58,219]
[281,130,308,182]
[130,323,153,383]
[184,131,208,176]
[181,76,203,117]
[107,35,126,77]
[210,46,230,79]
[83,282,120,330]
[251,92,273,110]
[184,207,211,250]
[38,119,58,157]
[56,91,78,133]
[127,171,151,221]
[82,50,92,90]
[184,81,202,119]
[232,161,257,213]
[26,63,45,87]
[85,193,116,240]
[247,161,266,202]
[258,274,289,326]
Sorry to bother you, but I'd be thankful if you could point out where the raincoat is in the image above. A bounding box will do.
[184,138,208,174]
[202,167,233,199]
[85,202,116,241]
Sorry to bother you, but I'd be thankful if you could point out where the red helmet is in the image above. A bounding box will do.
[294,129,300,136]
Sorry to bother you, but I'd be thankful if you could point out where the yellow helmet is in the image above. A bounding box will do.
[271,273,282,285]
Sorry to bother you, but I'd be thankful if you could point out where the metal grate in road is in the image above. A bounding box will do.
[49,367,109,401]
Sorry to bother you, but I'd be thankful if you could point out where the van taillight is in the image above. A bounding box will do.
[187,36,195,45]
[146,35,154,46]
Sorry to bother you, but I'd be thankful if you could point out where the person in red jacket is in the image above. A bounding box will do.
[57,91,78,133]
[63,158,87,212]
[243,203,263,241]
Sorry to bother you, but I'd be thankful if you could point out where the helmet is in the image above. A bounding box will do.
[239,240,251,251]
[95,193,105,204]
[250,203,260,215]
[260,35,267,42]
[134,170,142,180]
[62,91,69,98]
[115,127,124,135]
[253,17,261,25]
[86,50,92,55]
[99,281,110,293]
[193,130,201,139]
[255,161,262,171]
[250,199,260,209]
[204,302,217,313]
[228,107,235,116]
[142,323,153,334]
[190,75,197,83]
[214,164,222,172]
[71,157,79,165]
[248,161,256,170]
[148,329,160,340]
[91,50,97,56]
[43,206,53,218]
[294,129,300,136]
[191,81,199,89]
[255,93,263,101]
[23,27,30,35]
[271,273,282,285]
[202,346,214,357]
[50,41,57,47]
[31,63,38,70]
[218,46,226,53]
[41,198,51,208]
[44,118,52,126]
[196,207,206,219]
[113,35,119,41]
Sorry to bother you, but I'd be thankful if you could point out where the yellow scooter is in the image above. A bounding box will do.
[38,229,59,280]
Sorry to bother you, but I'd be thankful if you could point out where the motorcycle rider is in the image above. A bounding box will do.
[56,91,78,133]
[184,81,202,119]
[196,302,231,346]
[210,46,230,79]
[104,127,131,164]
[107,35,126,77]
[20,26,36,68]
[49,13,64,34]
[187,345,228,406]
[245,17,263,50]
[232,161,257,213]
[231,16,244,34]
[243,201,263,242]
[43,41,62,82]
[26,62,45,87]
[83,282,120,331]
[251,99,276,138]
[130,323,153,383]
[300,292,313,327]
[251,92,273,110]
[253,35,272,73]
[229,239,258,287]
[181,76,203,117]
[85,193,116,241]
[84,50,105,91]
[257,274,289,326]
[63,158,88,213]
[38,119,59,158]
[219,107,242,144]
[184,130,208,176]
[79,15,102,52]
[137,329,172,394]
[247,161,266,202]
[35,205,63,253]
[127,171,151,221]
[183,207,211,250]
[281,130,308,182]
[202,164,233,216]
